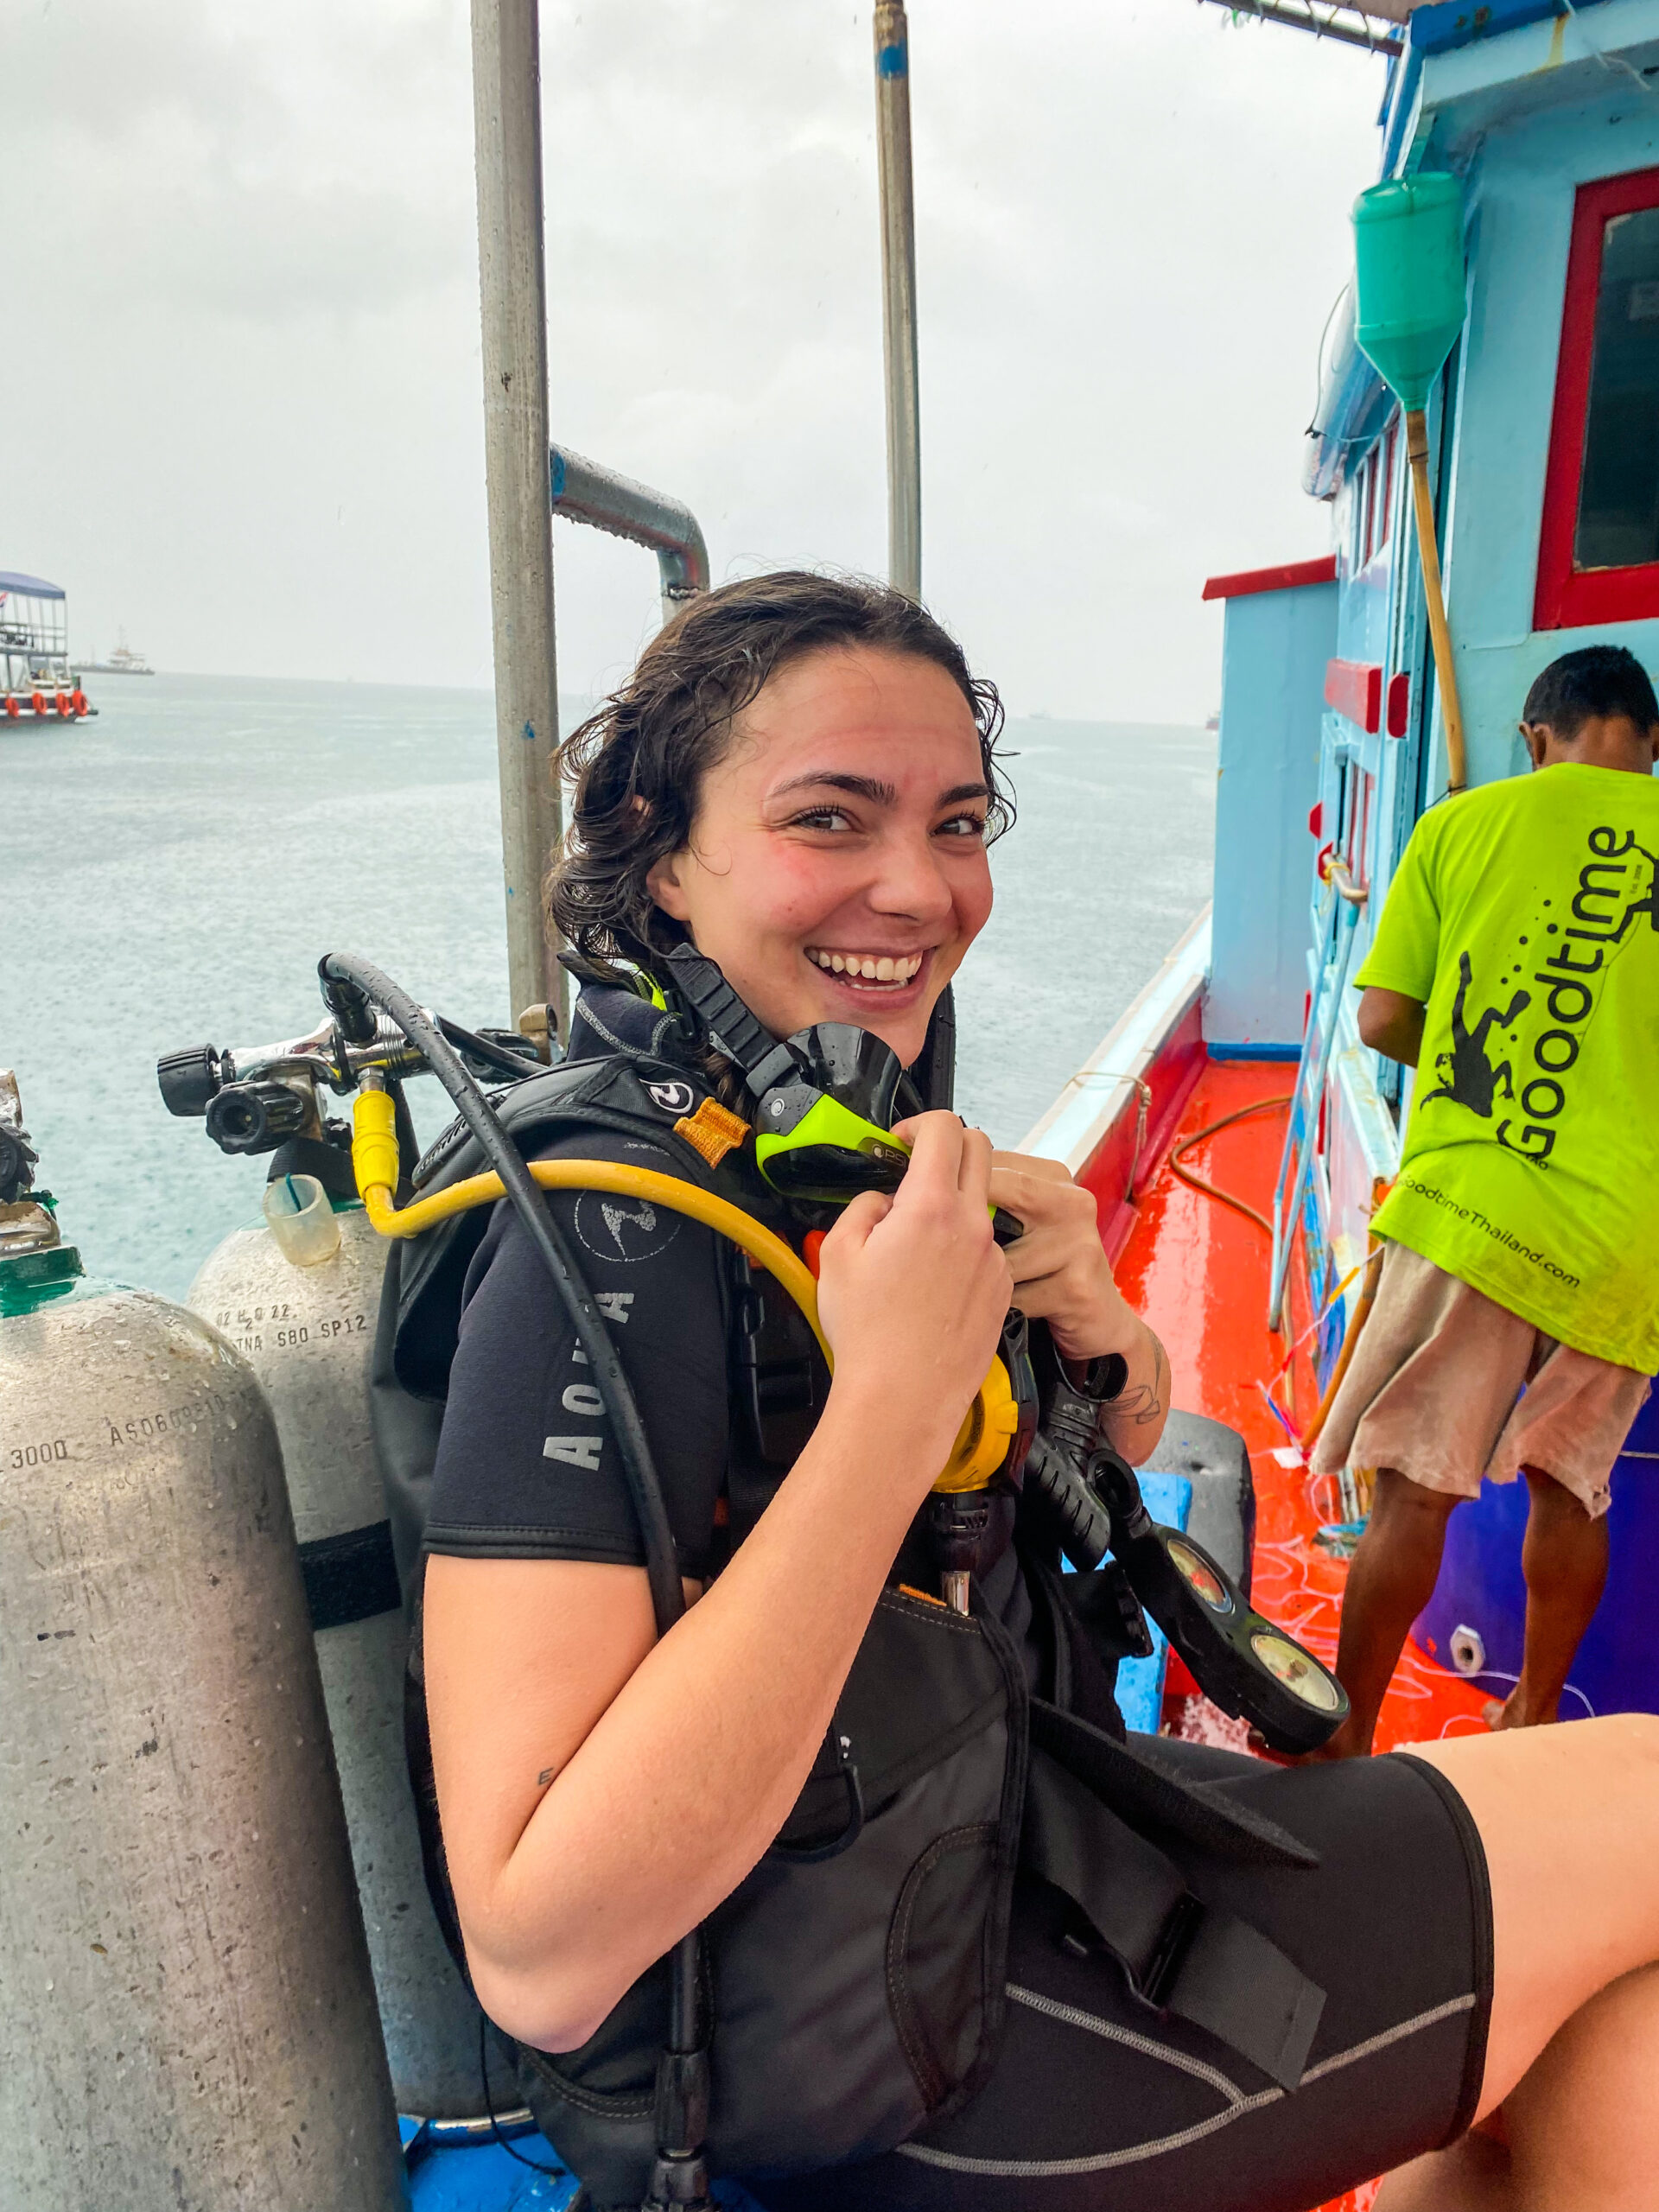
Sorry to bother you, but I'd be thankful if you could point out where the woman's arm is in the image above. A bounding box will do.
[986,1147,1169,1465]
[424,1114,1014,2054]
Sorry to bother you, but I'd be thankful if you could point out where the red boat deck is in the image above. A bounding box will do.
[1114,1056,1491,2212]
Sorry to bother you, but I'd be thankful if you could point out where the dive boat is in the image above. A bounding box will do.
[3,3,1657,2209]
[0,571,92,720]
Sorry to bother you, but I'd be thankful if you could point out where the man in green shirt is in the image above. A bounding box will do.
[1310,645,1658,1758]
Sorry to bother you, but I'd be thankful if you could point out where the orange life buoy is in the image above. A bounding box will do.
[4,696,17,718]
[71,689,87,716]
[55,691,71,717]
[31,691,46,715]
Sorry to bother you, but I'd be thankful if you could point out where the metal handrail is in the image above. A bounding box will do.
[548,445,710,628]
[1196,0,1405,55]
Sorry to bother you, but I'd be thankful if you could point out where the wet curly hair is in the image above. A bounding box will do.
[546,570,1014,976]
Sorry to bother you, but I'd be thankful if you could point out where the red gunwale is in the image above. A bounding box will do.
[1535,164,1659,630]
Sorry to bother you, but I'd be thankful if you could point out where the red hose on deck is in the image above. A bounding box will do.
[1166,1094,1293,1236]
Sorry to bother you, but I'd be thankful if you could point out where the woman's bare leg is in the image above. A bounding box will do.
[1374,1714,1659,2209]
[1379,1967,1659,2210]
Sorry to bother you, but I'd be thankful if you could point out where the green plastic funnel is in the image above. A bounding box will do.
[1352,172,1465,411]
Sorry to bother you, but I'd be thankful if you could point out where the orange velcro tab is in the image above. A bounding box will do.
[673,1097,751,1169]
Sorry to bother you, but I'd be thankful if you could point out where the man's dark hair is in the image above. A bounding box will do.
[1522,645,1659,739]
[548,570,1014,972]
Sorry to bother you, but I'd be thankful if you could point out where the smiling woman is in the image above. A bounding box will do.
[640,647,996,1058]
[547,570,1013,1073]
[406,572,1659,2212]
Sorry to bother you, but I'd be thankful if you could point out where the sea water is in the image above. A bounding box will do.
[3,674,1214,1299]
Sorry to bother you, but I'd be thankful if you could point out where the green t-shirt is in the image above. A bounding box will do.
[1358,762,1659,1372]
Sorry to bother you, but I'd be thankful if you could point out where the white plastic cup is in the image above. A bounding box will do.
[262,1173,343,1268]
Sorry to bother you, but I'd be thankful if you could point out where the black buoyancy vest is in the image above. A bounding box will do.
[372,1021,1329,2209]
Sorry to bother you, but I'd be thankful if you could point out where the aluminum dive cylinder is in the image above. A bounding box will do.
[0,1085,404,2209]
[188,1185,512,2119]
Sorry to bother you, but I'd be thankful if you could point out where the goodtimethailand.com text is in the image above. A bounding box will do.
[1396,1177,1581,1288]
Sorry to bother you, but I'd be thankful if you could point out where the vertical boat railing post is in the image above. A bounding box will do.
[548,445,710,633]
[874,0,921,599]
[1266,888,1334,1333]
[1267,866,1367,1335]
[471,0,568,1040]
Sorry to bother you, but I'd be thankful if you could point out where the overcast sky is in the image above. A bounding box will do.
[3,1,1384,721]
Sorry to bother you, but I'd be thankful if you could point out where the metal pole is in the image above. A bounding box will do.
[472,0,567,1037]
[874,1,921,599]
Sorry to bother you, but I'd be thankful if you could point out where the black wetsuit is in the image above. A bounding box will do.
[423,1004,1492,2211]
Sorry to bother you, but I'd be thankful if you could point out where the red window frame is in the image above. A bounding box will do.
[1536,165,1659,630]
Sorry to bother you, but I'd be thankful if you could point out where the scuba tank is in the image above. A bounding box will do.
[0,1071,404,2210]
[157,1012,527,2120]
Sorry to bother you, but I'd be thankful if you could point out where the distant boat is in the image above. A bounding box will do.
[84,634,155,677]
[1,571,93,721]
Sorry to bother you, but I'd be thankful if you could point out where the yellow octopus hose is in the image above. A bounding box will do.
[351,1088,1015,1492]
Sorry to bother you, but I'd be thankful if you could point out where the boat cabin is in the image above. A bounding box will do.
[1195,0,1659,1725]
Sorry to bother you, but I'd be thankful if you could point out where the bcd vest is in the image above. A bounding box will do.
[372,1033,1328,2209]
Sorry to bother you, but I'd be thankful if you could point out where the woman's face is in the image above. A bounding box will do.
[646,644,995,1065]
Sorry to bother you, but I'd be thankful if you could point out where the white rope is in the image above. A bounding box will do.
[1060,1069,1154,1201]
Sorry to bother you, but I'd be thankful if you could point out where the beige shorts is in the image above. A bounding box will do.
[1309,1241,1651,1519]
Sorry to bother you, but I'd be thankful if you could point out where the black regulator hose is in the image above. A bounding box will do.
[320,953,685,1637]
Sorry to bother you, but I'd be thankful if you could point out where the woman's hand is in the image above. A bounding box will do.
[988,1148,1171,1462]
[987,1150,1130,1359]
[816,1111,1014,1481]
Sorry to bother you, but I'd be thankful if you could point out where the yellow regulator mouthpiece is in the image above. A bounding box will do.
[932,1357,1022,1492]
[351,1091,1014,1496]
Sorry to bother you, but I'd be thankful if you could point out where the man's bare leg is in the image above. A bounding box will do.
[1312,1467,1460,1758]
[1484,1465,1609,1730]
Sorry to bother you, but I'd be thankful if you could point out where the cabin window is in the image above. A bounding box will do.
[1537,166,1659,627]
[1577,207,1659,569]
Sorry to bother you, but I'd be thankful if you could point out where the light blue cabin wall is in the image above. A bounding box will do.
[1208,580,1337,1048]
[1432,79,1659,785]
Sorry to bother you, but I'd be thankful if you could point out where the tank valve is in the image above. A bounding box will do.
[0,1070,40,1204]
[157,1043,230,1118]
[205,1079,311,1156]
